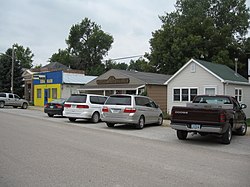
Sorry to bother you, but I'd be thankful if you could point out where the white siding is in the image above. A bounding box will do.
[225,84,250,118]
[167,62,223,114]
[61,85,85,99]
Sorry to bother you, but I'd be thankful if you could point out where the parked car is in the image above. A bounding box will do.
[44,98,66,117]
[63,94,107,123]
[0,93,29,109]
[170,95,247,144]
[101,94,163,129]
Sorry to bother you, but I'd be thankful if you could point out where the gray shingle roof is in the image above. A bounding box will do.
[195,59,248,83]
[115,69,172,84]
[42,62,69,70]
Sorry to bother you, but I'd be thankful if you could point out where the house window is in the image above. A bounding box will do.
[37,89,42,98]
[52,88,57,99]
[48,88,51,98]
[182,89,189,101]
[235,88,242,102]
[205,87,216,95]
[173,88,198,102]
[190,89,198,101]
[173,89,181,101]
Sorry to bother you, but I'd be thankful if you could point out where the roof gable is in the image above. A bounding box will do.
[165,58,248,84]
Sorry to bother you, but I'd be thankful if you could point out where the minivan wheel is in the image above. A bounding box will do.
[22,103,28,109]
[136,116,145,129]
[236,122,247,136]
[69,118,76,122]
[0,101,5,108]
[106,123,115,127]
[91,112,100,123]
[177,130,188,140]
[157,114,163,126]
[221,125,232,144]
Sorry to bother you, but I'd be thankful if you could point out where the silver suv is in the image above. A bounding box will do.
[101,94,163,129]
[63,94,107,123]
[0,93,29,109]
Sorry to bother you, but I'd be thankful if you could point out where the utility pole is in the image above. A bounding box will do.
[11,45,15,93]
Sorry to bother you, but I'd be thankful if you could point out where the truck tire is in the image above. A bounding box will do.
[236,122,247,136]
[0,101,4,108]
[22,103,28,109]
[221,125,232,144]
[177,130,188,140]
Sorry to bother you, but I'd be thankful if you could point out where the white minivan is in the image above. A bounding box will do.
[63,94,107,123]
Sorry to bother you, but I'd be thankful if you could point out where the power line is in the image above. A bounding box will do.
[103,54,144,61]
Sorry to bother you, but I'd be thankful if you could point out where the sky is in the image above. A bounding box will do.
[0,0,250,67]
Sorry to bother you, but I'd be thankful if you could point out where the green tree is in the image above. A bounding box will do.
[14,44,34,69]
[128,58,152,72]
[66,18,114,74]
[149,0,250,76]
[0,48,24,96]
[49,49,72,67]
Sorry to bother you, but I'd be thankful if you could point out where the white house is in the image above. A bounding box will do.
[165,58,250,118]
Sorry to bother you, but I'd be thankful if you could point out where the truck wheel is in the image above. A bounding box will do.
[106,123,115,128]
[221,125,232,144]
[177,130,188,140]
[236,122,247,136]
[136,116,145,129]
[0,101,4,108]
[91,112,100,123]
[22,103,28,109]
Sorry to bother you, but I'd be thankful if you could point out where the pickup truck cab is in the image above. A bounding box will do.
[0,93,29,109]
[170,95,247,144]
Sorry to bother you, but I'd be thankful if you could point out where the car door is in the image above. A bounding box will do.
[6,94,15,105]
[14,94,21,107]
[232,98,245,129]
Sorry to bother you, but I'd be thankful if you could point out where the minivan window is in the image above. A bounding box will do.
[0,93,6,97]
[9,94,14,98]
[67,95,87,103]
[105,95,131,105]
[90,96,107,104]
[14,95,20,99]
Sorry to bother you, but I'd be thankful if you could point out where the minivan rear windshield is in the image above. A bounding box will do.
[105,95,131,105]
[67,95,87,103]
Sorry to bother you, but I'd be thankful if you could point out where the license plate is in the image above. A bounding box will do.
[191,124,201,130]
[111,109,121,113]
[50,106,54,108]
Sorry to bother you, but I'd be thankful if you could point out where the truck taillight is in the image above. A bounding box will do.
[102,106,109,113]
[124,108,136,113]
[220,113,226,122]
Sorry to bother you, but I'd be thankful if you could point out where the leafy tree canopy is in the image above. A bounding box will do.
[148,0,250,76]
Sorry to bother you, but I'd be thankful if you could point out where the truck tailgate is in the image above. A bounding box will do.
[171,106,224,124]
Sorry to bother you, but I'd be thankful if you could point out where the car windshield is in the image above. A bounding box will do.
[66,95,87,103]
[105,95,131,105]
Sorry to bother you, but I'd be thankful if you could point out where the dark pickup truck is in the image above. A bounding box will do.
[170,95,247,144]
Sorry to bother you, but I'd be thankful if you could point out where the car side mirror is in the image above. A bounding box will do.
[240,104,247,109]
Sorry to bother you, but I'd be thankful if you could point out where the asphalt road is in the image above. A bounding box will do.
[0,108,250,187]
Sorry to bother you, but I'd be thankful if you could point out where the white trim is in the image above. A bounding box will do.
[235,88,243,103]
[172,87,198,102]
[223,80,250,86]
[203,85,217,95]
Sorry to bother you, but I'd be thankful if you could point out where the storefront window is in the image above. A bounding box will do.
[52,88,57,99]
[37,89,42,98]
